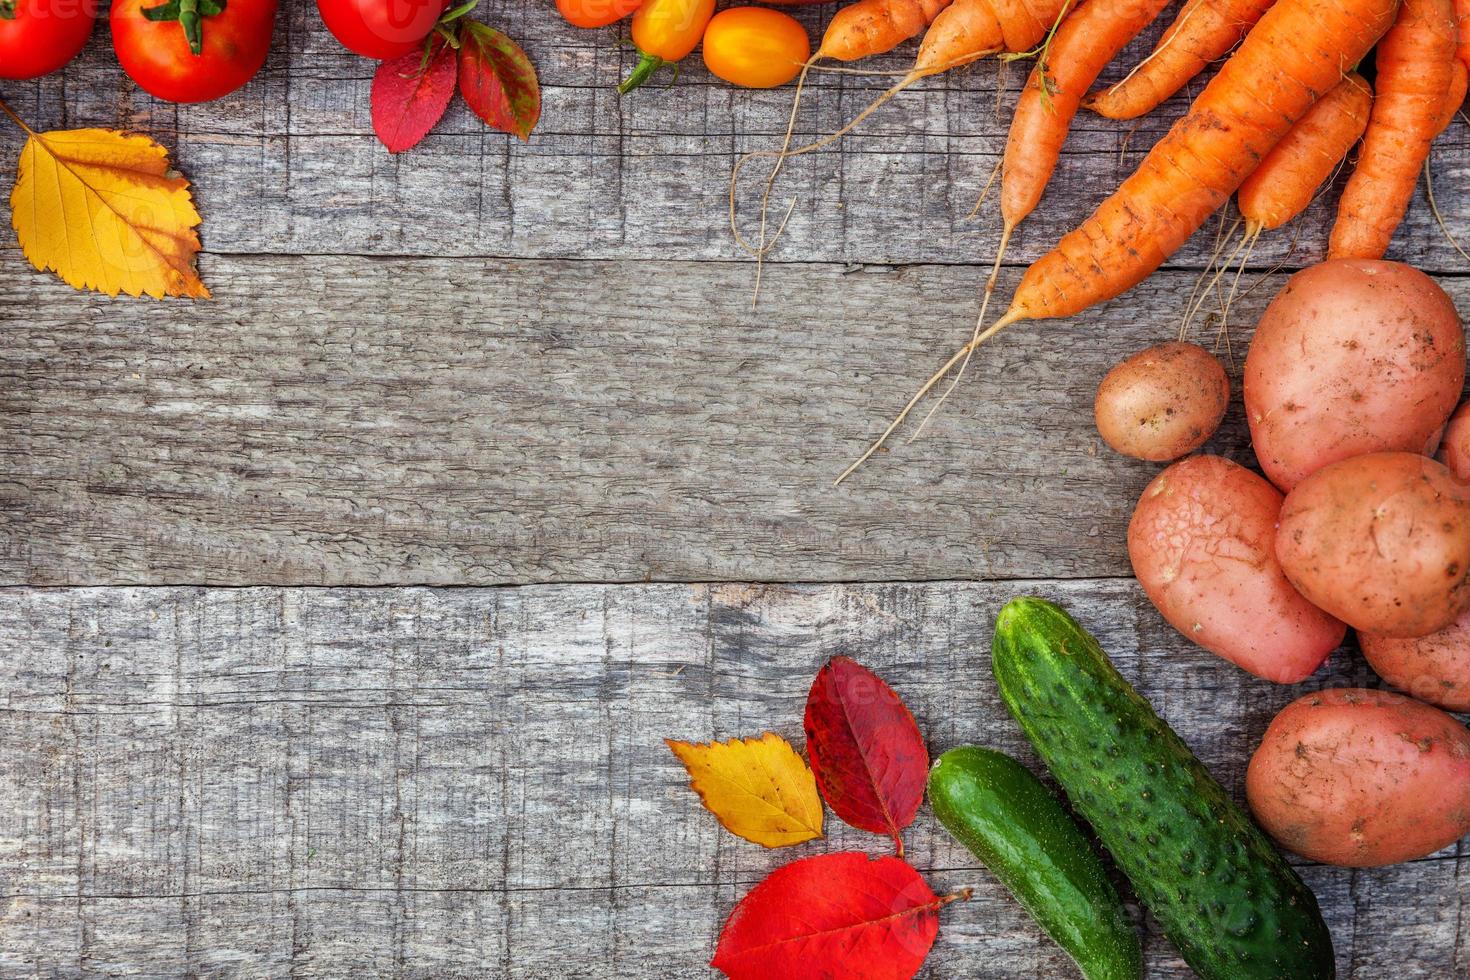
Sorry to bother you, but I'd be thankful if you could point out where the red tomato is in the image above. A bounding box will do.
[317,0,448,60]
[556,0,641,29]
[111,0,277,103]
[0,0,98,80]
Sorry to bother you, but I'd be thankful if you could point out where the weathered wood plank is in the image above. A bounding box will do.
[0,581,1463,978]
[1,4,1466,269]
[6,252,1469,587]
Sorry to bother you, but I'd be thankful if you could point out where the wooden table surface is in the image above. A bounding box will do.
[2,4,1469,977]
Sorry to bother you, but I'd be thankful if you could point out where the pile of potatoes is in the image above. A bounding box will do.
[1097,258,1470,868]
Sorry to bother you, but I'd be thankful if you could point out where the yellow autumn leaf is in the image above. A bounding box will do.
[666,732,823,848]
[7,113,208,300]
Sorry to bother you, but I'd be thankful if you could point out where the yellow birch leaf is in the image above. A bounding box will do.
[8,117,208,300]
[666,732,823,848]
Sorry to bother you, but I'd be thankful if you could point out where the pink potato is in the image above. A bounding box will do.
[1276,452,1470,638]
[1127,454,1345,682]
[1360,612,1470,712]
[1244,259,1464,491]
[1246,688,1470,867]
[1094,342,1229,461]
[1438,401,1470,480]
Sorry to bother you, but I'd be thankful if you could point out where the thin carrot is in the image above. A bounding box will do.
[1440,58,1467,131]
[1239,72,1373,233]
[819,0,956,61]
[1458,0,1469,70]
[911,0,1173,434]
[1330,0,1457,259]
[1083,0,1276,120]
[733,0,1073,269]
[1002,0,1175,232]
[1184,73,1373,339]
[837,0,1399,483]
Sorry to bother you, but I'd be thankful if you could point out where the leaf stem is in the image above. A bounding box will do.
[939,887,973,907]
[0,98,35,136]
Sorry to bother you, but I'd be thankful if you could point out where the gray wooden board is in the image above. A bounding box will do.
[4,1,1470,977]
[6,254,1470,587]
[0,3,1466,269]
[0,581,1464,978]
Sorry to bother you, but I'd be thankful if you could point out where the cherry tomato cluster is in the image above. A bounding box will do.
[0,0,455,103]
[560,0,812,93]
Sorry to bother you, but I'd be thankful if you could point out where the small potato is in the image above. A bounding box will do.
[1128,455,1345,682]
[1276,452,1470,637]
[1244,259,1464,491]
[1094,342,1229,461]
[1246,688,1470,867]
[1438,401,1470,480]
[1361,611,1470,712]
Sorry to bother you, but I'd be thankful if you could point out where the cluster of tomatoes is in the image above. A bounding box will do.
[0,0,453,101]
[558,0,815,91]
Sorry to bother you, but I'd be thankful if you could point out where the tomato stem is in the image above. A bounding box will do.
[140,0,226,56]
[618,51,665,95]
[0,0,15,20]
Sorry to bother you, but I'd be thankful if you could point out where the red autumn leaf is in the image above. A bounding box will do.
[457,22,541,142]
[370,36,458,153]
[804,657,928,851]
[712,852,955,980]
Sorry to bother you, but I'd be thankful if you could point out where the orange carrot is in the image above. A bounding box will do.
[837,0,1399,483]
[1083,0,1276,120]
[819,0,954,61]
[1439,58,1467,131]
[1238,73,1373,232]
[1458,0,1469,70]
[1330,0,1457,258]
[908,0,1173,439]
[1002,0,1174,233]
[1178,72,1372,339]
[734,0,1072,272]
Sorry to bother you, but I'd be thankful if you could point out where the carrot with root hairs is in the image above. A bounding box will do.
[1083,0,1276,119]
[1330,0,1457,258]
[1180,73,1373,336]
[837,0,1398,484]
[732,0,1074,269]
[1239,73,1373,233]
[911,0,1173,434]
[819,0,956,61]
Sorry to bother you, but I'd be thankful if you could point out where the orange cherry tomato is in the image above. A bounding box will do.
[557,0,642,28]
[701,7,809,89]
[618,0,714,92]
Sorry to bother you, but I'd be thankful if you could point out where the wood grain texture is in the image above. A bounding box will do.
[0,2,1466,270]
[0,253,1337,586]
[0,581,1463,978]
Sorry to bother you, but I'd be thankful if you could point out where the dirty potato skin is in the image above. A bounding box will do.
[1095,342,1229,461]
[1361,612,1470,712]
[1128,455,1345,682]
[1437,401,1470,479]
[1246,688,1470,867]
[1244,259,1464,491]
[1276,452,1470,638]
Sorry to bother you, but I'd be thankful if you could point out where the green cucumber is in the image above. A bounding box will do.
[929,747,1141,980]
[991,597,1335,980]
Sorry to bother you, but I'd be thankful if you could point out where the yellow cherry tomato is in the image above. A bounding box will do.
[619,0,716,93]
[701,7,810,89]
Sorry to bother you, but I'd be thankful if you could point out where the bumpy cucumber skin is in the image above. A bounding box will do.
[992,597,1335,980]
[929,747,1142,980]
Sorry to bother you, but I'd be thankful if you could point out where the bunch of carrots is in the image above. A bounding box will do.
[721,0,1468,479]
